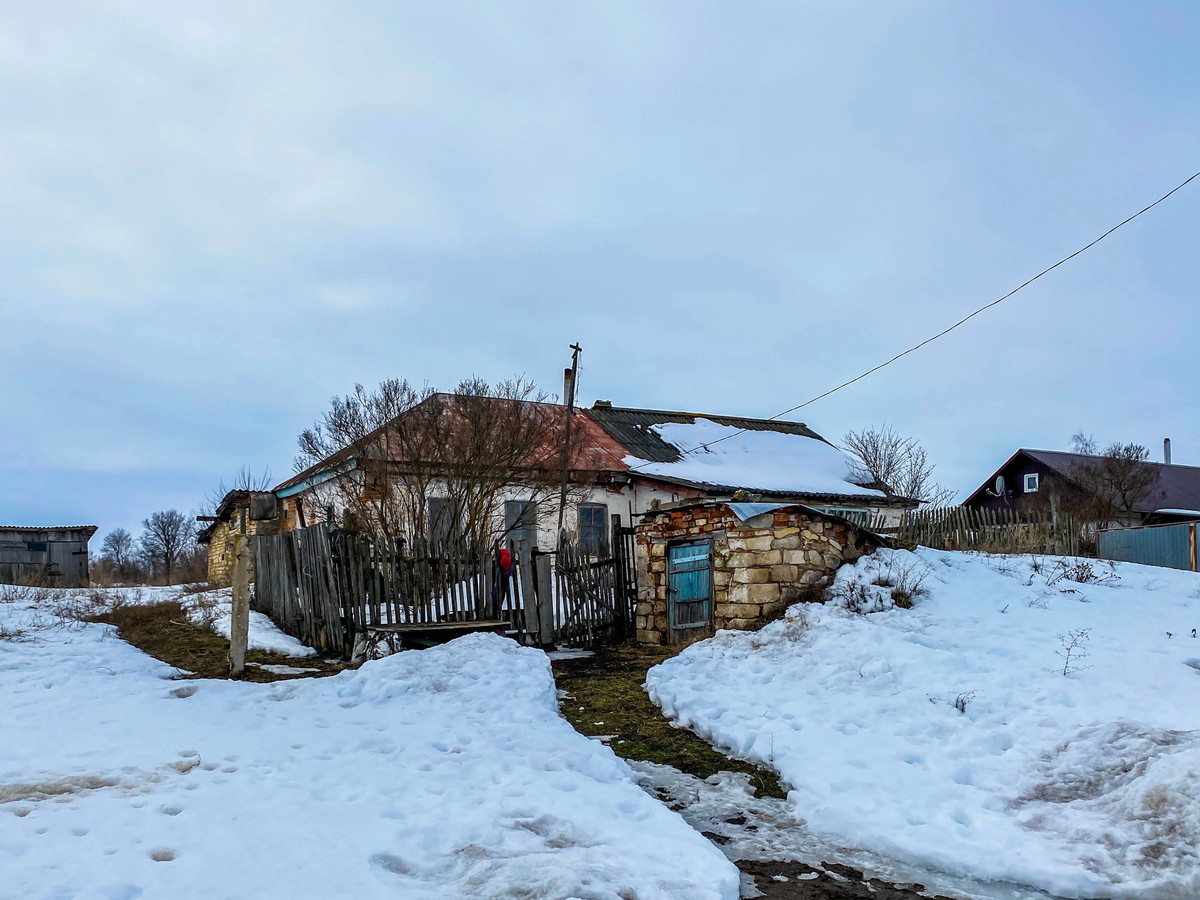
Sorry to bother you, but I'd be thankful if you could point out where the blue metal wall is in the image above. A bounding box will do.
[1098,523,1197,571]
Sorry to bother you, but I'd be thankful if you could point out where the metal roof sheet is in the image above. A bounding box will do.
[585,405,826,464]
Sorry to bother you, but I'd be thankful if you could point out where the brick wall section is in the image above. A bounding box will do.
[634,504,877,644]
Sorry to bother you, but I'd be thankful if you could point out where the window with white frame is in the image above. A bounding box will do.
[1023,473,1039,493]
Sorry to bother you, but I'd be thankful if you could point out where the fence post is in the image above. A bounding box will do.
[534,551,555,646]
[515,540,538,640]
[229,534,251,676]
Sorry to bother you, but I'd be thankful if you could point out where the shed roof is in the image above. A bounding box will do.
[636,498,889,545]
[0,525,98,537]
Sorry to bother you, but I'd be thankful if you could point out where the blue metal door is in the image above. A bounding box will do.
[668,542,712,640]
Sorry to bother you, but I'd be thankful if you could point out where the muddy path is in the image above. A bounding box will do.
[552,646,1054,900]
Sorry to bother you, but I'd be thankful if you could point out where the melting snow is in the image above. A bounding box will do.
[647,549,1200,899]
[0,598,736,899]
[624,418,882,497]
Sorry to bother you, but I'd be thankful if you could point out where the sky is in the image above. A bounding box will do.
[3,1,1199,542]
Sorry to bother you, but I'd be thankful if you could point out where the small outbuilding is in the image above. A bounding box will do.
[196,491,282,586]
[634,501,883,644]
[0,525,98,587]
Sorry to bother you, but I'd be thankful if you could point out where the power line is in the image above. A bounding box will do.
[629,169,1200,469]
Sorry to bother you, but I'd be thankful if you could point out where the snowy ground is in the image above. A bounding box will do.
[8,583,317,658]
[647,550,1200,900]
[1,594,737,900]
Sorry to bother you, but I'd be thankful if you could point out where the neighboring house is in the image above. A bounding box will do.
[270,398,916,553]
[0,525,98,587]
[963,449,1200,526]
[196,491,283,586]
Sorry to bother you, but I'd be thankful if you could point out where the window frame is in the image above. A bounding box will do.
[578,503,609,555]
[1023,472,1040,493]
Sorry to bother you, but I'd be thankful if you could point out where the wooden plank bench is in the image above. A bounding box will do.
[358,620,512,658]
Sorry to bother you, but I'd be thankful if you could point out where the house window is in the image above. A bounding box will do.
[504,501,538,546]
[427,498,459,546]
[578,503,608,555]
[1023,473,1039,493]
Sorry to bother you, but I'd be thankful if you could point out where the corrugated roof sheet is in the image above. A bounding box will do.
[586,405,826,464]
[0,525,98,535]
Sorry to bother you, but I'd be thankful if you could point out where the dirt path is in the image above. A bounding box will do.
[552,646,958,900]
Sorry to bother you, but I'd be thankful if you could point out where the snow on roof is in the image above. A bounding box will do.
[623,418,883,498]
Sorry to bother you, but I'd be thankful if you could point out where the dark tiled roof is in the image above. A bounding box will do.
[585,405,827,464]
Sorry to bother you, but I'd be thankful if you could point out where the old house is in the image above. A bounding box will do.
[0,525,98,587]
[635,501,883,644]
[964,448,1200,527]
[270,397,915,554]
[196,491,283,586]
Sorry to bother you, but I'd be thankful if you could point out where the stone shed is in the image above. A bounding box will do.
[196,491,282,586]
[634,501,884,644]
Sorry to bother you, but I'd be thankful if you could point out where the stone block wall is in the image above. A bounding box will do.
[634,503,877,645]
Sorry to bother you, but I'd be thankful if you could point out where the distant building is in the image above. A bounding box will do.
[0,525,98,587]
[963,449,1200,527]
[196,491,283,586]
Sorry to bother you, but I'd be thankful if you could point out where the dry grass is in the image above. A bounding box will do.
[552,644,786,799]
[89,601,347,682]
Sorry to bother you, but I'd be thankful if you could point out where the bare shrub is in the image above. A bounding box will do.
[955,691,976,713]
[1045,559,1120,587]
[1057,628,1092,675]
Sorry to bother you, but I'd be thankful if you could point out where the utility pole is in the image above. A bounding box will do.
[556,343,582,544]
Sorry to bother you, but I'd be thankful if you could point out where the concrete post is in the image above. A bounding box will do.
[229,534,251,676]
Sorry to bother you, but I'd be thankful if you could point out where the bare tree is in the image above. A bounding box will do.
[1071,442,1158,526]
[843,425,956,507]
[1070,432,1099,455]
[139,510,197,583]
[295,376,579,546]
[203,465,274,515]
[100,528,136,579]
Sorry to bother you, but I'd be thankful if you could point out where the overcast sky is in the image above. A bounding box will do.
[3,1,1199,540]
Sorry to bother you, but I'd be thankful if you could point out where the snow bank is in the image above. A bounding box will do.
[646,549,1200,899]
[0,602,736,900]
[624,418,881,497]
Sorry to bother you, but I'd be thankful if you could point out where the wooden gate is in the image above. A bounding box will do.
[542,523,637,649]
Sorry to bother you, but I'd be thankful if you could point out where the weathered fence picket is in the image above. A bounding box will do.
[893,506,1082,557]
[252,522,638,655]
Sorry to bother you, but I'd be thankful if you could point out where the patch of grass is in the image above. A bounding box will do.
[552,643,786,799]
[90,601,347,682]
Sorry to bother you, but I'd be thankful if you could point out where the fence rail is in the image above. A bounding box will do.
[894,506,1081,557]
[252,523,637,656]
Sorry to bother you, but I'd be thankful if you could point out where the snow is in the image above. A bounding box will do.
[629,761,1051,900]
[0,598,738,900]
[623,419,882,497]
[646,549,1200,899]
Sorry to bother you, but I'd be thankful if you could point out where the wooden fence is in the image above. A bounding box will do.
[549,525,637,647]
[893,506,1081,557]
[252,523,637,655]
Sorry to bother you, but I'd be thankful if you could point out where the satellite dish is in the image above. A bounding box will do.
[995,475,1006,494]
